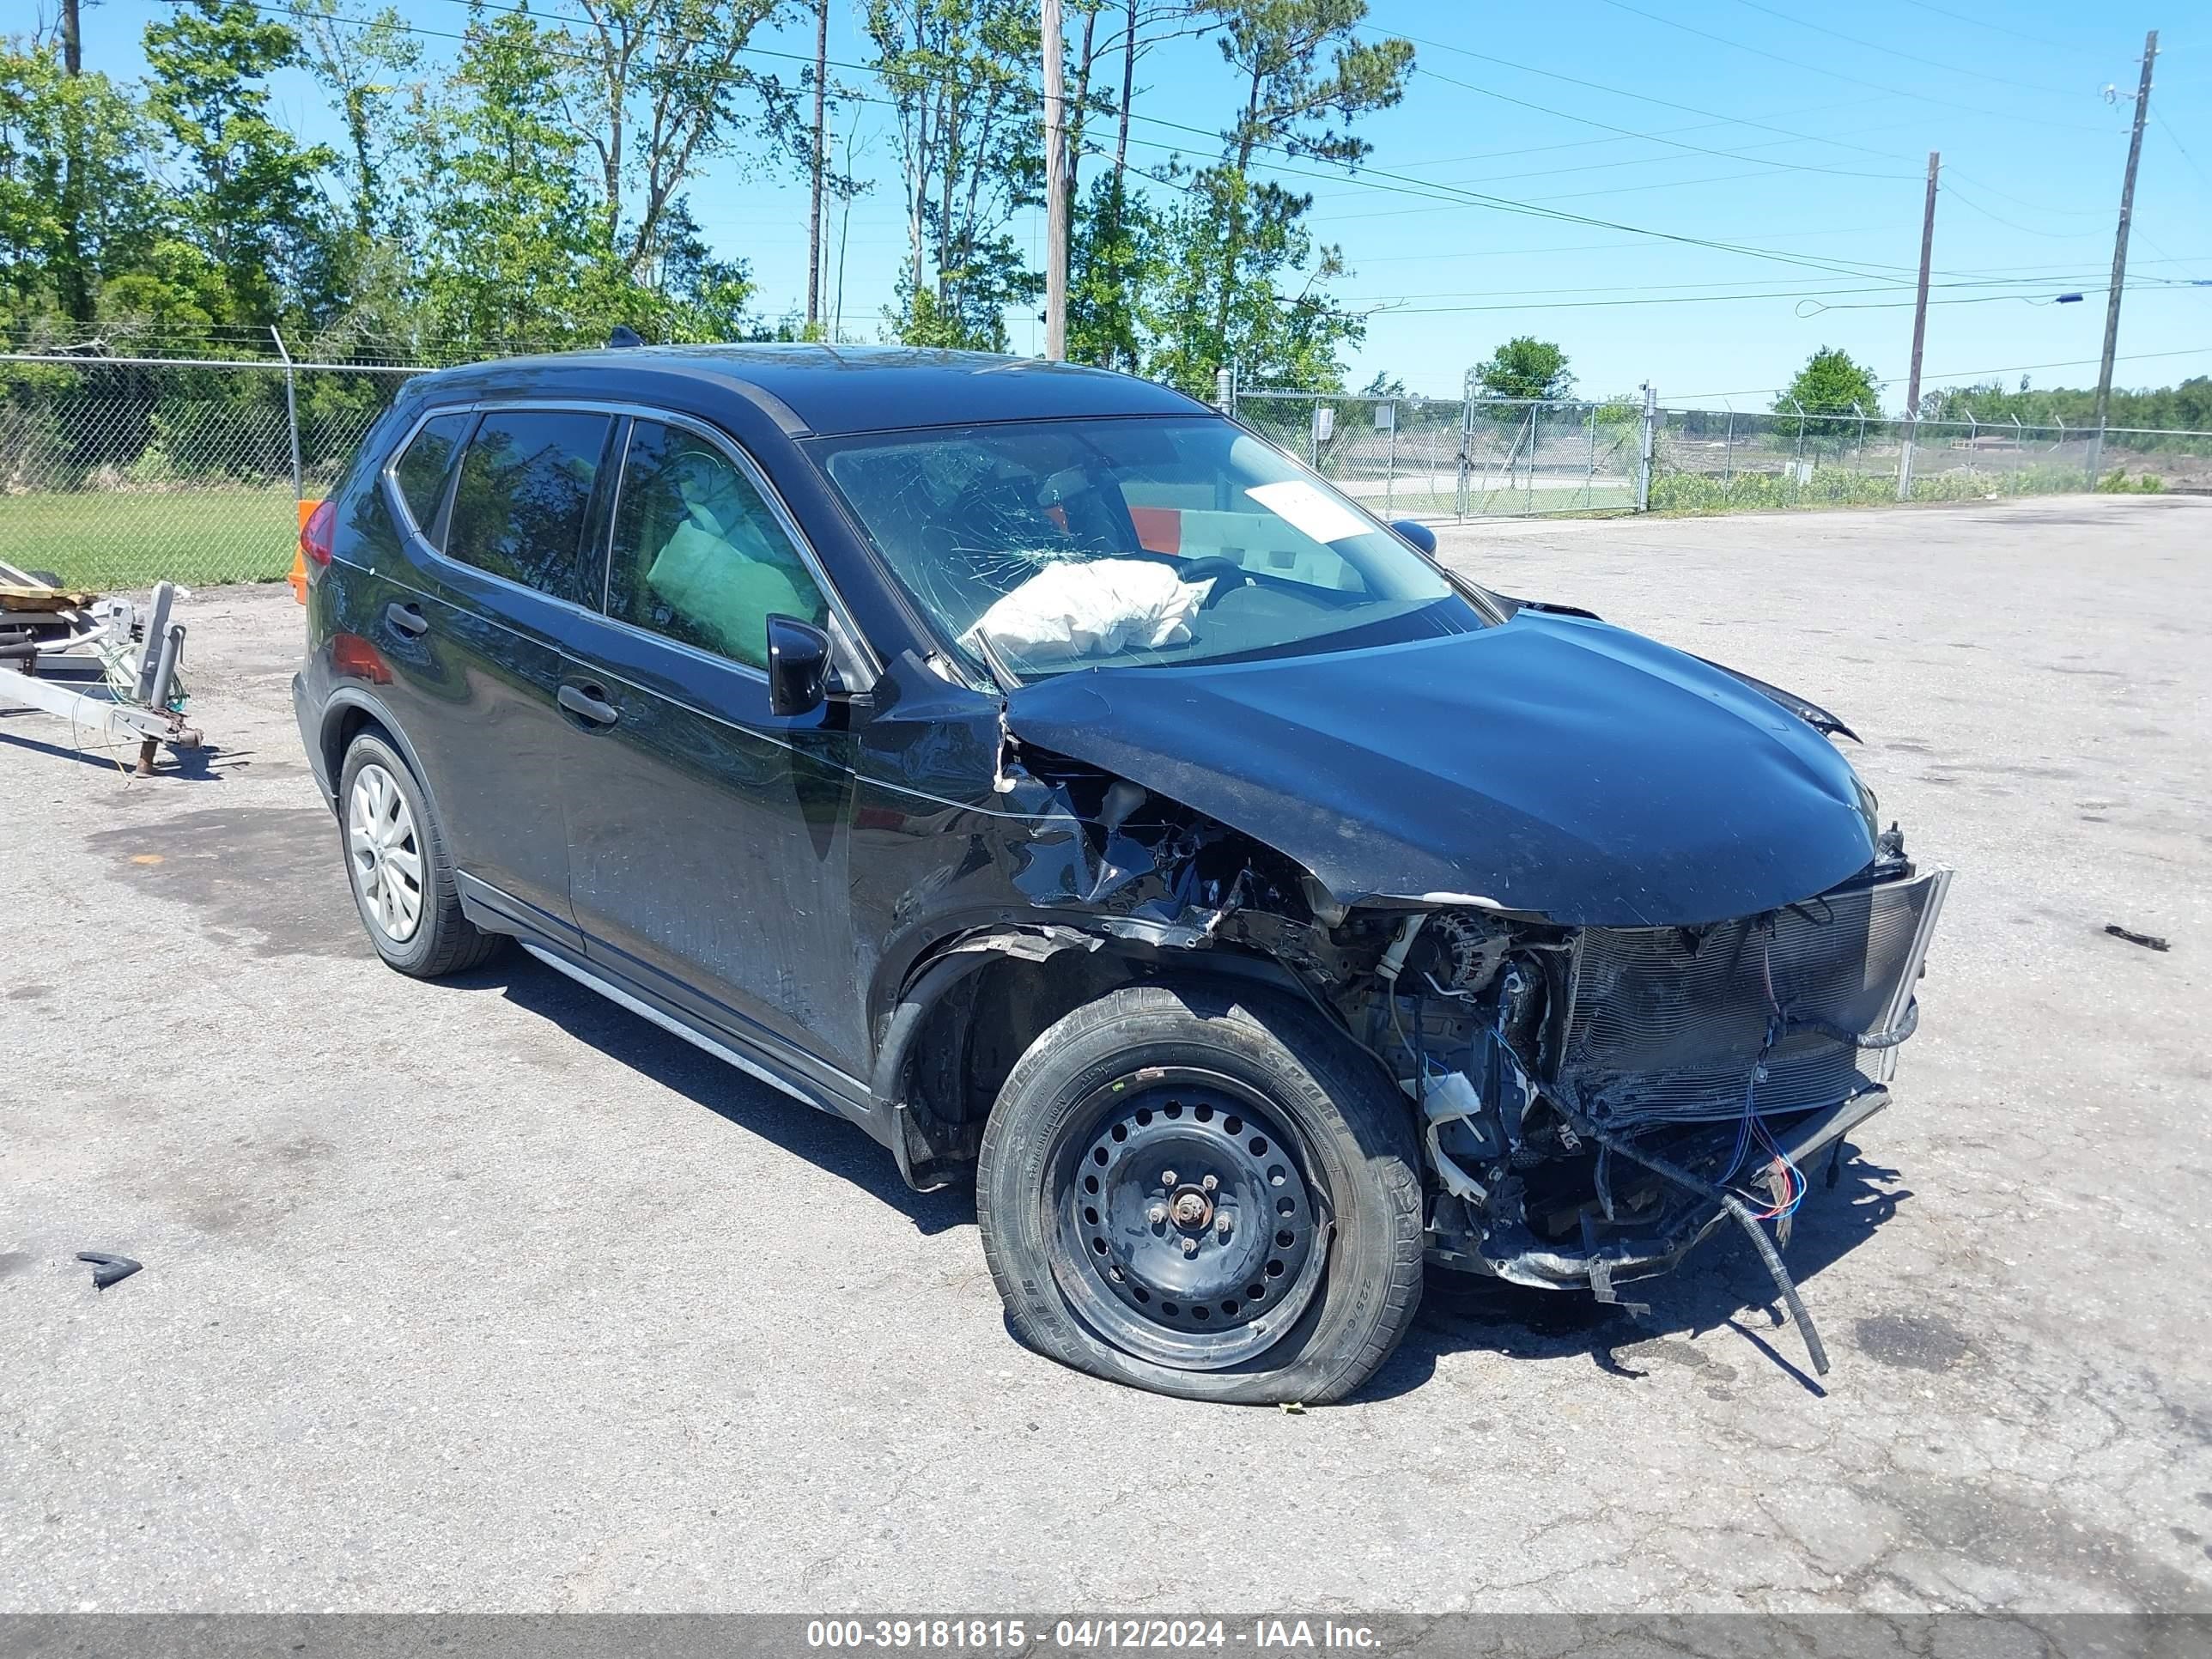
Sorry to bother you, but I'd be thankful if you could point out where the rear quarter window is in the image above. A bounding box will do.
[443,410,615,606]
[389,413,473,546]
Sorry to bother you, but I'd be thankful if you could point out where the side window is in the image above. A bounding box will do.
[389,412,472,546]
[443,409,614,605]
[608,419,829,671]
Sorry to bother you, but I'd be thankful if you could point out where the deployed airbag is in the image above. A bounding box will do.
[964,557,1214,667]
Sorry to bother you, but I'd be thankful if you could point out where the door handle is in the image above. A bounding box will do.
[386,602,429,638]
[558,683,621,726]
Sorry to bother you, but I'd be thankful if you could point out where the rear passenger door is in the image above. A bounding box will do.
[374,404,615,948]
[556,416,872,1082]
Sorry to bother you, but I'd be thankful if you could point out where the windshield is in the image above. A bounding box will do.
[815,416,1486,680]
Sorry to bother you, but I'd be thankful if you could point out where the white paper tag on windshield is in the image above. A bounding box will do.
[1244,479,1370,545]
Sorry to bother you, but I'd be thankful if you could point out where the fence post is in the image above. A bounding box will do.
[1384,400,1397,519]
[1723,406,1735,489]
[1585,404,1597,509]
[1458,372,1477,521]
[1898,412,1917,501]
[271,325,303,506]
[1790,398,1807,505]
[1213,364,1234,416]
[1636,383,1656,512]
[2009,414,2026,495]
[1525,404,1538,514]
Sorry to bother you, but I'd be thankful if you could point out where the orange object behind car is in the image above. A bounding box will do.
[289,499,323,602]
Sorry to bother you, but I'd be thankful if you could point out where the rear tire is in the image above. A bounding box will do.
[977,981,1424,1404]
[337,731,504,978]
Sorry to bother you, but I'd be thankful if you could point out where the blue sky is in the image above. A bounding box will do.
[75,0,2212,409]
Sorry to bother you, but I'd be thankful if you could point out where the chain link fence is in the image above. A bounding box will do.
[1233,386,2212,523]
[0,352,419,589]
[1642,405,2205,510]
[7,354,2212,592]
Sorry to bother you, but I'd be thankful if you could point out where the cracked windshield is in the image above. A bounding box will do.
[818,416,1483,679]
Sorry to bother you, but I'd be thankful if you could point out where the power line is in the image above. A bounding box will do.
[1346,225,1913,264]
[1340,95,1893,176]
[1586,0,2114,131]
[1891,0,2081,54]
[1376,279,2180,319]
[1361,21,1917,166]
[1364,17,2128,222]
[1341,268,2160,305]
[1941,181,2112,240]
[1668,344,2212,402]
[1108,130,1936,283]
[1400,61,1914,181]
[2155,110,2212,194]
[1305,131,1882,198]
[1717,0,2077,95]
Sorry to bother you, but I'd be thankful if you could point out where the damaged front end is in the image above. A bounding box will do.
[1339,853,1949,1371]
[991,723,1948,1380]
[934,616,1955,1375]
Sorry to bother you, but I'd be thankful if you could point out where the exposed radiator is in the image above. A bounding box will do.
[1559,868,1950,1126]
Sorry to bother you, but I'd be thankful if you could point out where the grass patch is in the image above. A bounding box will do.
[0,485,297,589]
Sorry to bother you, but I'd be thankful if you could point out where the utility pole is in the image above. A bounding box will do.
[1898,151,1940,501]
[57,0,91,327]
[805,0,828,334]
[2089,29,2158,483]
[1042,0,1070,360]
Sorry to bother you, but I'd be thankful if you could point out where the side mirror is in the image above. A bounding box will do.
[1390,519,1437,555]
[766,614,834,717]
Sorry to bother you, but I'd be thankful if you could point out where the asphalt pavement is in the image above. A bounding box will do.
[3,495,2208,1613]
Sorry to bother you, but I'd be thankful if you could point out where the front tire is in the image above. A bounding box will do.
[337,731,504,978]
[977,981,1424,1404]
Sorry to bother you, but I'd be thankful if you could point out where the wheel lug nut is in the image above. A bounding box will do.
[1201,1175,1218,1193]
[1182,1237,1199,1257]
[1147,1204,1168,1226]
[1160,1170,1177,1189]
[1216,1217,1232,1241]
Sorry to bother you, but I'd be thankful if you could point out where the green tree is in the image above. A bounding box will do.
[142,0,340,326]
[867,0,1042,349]
[403,7,629,347]
[1068,170,1158,369]
[0,44,167,331]
[1779,345,1880,418]
[550,0,800,282]
[1359,369,1404,396]
[296,0,420,241]
[1474,336,1571,400]
[1146,197,1364,393]
[1170,0,1411,388]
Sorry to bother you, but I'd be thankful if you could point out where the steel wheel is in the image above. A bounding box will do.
[1051,1068,1328,1371]
[347,761,424,944]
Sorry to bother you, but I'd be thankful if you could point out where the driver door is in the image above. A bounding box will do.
[556,415,871,1082]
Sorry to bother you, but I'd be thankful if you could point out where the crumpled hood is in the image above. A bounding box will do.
[1003,610,1880,927]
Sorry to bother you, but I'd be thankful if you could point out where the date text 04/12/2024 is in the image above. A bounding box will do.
[804,1621,1382,1650]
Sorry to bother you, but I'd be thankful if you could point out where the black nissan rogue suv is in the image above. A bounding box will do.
[295,343,1948,1402]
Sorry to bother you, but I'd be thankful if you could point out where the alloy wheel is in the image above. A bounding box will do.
[347,762,425,944]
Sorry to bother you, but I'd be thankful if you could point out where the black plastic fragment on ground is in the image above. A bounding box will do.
[2105,923,2172,952]
[76,1252,143,1290]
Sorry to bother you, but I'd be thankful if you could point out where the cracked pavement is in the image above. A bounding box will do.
[3,495,2209,1613]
